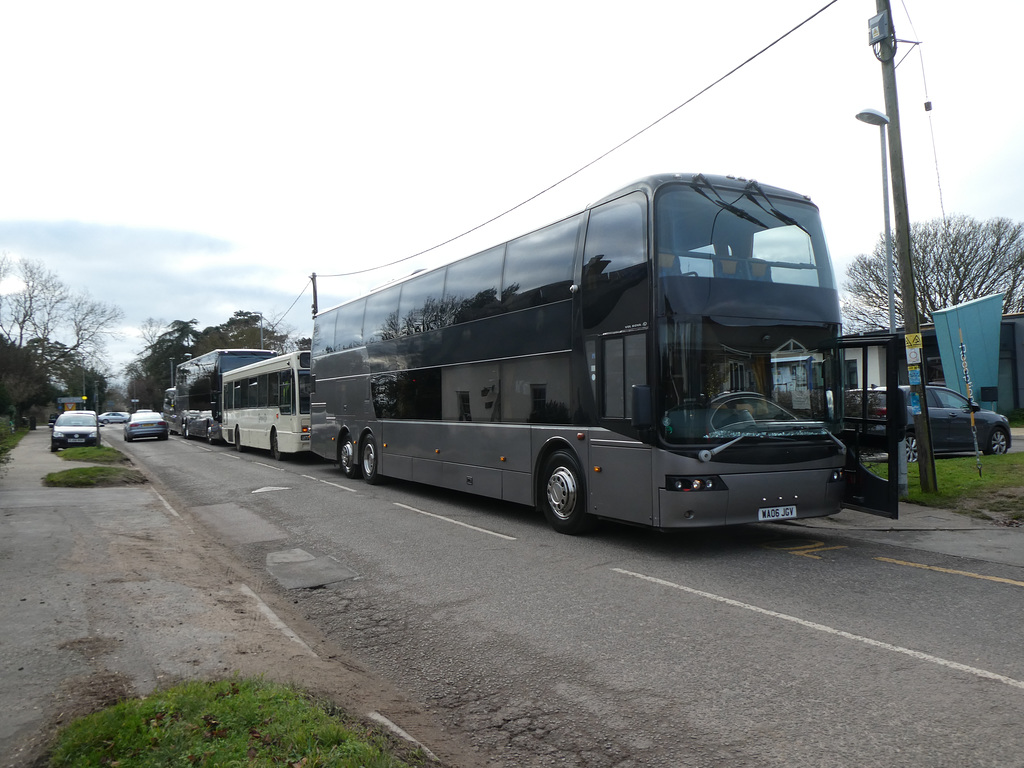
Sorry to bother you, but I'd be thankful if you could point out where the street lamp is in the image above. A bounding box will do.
[251,311,264,349]
[856,108,896,333]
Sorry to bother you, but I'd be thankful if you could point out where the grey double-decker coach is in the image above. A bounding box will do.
[310,173,888,534]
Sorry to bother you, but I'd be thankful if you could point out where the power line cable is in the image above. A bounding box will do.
[319,0,843,280]
[899,0,946,222]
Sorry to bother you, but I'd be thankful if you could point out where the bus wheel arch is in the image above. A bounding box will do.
[338,429,361,479]
[537,443,595,535]
[360,431,382,485]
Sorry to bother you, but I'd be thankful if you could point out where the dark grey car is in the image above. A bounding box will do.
[851,385,1011,462]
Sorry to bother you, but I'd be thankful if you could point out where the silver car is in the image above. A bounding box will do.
[99,411,130,424]
[124,412,170,442]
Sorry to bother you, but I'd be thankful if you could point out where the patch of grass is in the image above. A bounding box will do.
[48,677,427,768]
[866,452,1024,519]
[59,445,127,464]
[44,466,146,487]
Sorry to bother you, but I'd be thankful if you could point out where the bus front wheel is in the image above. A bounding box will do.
[270,429,285,461]
[339,435,361,479]
[234,427,244,452]
[361,434,382,485]
[540,450,595,535]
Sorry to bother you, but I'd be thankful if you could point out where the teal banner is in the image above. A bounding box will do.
[931,294,1003,409]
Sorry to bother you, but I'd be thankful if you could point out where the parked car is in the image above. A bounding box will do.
[98,411,131,424]
[47,413,59,427]
[124,411,170,442]
[848,385,1011,462]
[50,410,101,452]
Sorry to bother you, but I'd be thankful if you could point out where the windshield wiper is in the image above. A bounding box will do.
[743,179,811,237]
[691,173,770,230]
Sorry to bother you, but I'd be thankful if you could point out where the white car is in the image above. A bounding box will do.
[99,411,131,424]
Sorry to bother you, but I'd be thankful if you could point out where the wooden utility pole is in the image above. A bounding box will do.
[871,0,937,492]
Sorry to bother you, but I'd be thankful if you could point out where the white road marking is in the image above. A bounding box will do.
[613,568,1024,691]
[368,711,439,762]
[317,479,359,493]
[393,502,516,541]
[151,489,195,534]
[239,584,317,657]
[254,462,285,472]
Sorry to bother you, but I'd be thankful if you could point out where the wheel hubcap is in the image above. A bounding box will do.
[362,443,376,476]
[546,467,578,521]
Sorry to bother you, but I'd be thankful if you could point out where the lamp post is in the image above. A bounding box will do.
[251,311,264,349]
[856,108,895,333]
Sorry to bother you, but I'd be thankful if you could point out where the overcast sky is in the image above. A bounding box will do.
[2,1,1022,378]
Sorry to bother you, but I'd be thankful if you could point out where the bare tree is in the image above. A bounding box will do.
[0,256,124,371]
[843,215,1024,332]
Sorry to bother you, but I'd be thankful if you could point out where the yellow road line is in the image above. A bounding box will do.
[876,557,1024,588]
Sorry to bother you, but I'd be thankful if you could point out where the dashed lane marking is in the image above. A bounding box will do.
[394,502,516,541]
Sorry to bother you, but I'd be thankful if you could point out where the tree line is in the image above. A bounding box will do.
[842,214,1024,331]
[0,254,122,421]
[0,253,308,419]
[124,314,309,411]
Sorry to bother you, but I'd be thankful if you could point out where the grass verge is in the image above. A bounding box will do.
[1,426,28,469]
[59,445,128,464]
[47,677,428,768]
[866,452,1024,521]
[45,466,146,487]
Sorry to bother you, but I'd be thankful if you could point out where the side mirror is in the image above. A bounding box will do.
[631,385,653,429]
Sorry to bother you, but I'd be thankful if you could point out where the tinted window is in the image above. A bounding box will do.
[363,287,402,344]
[582,192,649,331]
[334,299,366,350]
[371,369,442,419]
[313,300,365,354]
[398,269,447,335]
[443,245,505,324]
[311,310,336,356]
[502,215,581,311]
[655,183,833,289]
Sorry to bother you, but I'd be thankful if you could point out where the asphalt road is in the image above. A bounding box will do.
[104,427,1024,768]
[5,425,1024,767]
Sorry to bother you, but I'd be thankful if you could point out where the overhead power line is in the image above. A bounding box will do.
[319,0,843,280]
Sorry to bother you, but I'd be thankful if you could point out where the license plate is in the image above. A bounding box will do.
[758,505,797,521]
[69,438,85,443]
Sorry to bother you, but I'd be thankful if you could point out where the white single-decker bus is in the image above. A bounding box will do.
[222,351,312,460]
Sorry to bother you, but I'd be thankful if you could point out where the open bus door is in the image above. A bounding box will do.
[838,334,904,519]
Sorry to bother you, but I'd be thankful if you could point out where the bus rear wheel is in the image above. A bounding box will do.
[361,433,382,485]
[339,435,360,479]
[234,427,244,452]
[540,450,595,535]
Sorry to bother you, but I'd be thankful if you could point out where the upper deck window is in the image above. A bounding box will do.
[655,182,834,290]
